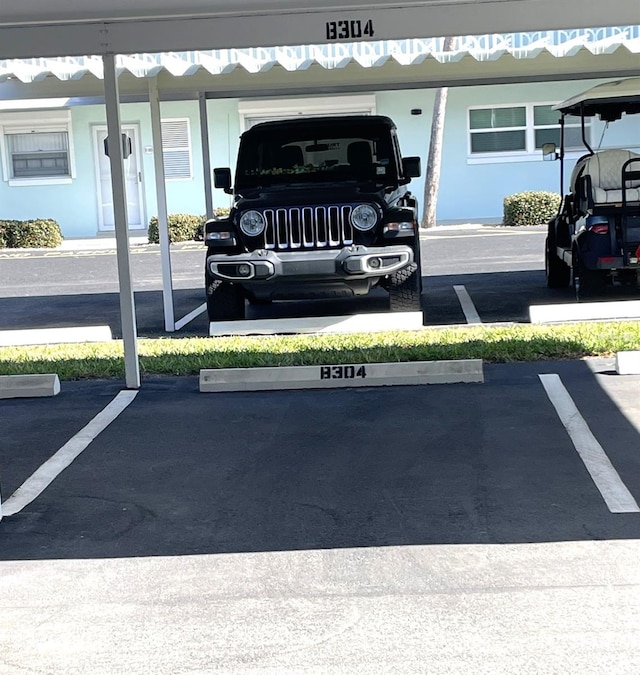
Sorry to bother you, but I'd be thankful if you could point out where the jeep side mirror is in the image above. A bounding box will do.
[402,156,421,178]
[214,167,232,194]
[542,143,558,161]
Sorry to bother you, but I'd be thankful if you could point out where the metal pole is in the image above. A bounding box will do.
[103,53,141,389]
[199,92,214,220]
[149,78,175,332]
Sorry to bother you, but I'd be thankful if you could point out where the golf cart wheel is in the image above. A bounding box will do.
[572,252,604,301]
[206,280,245,321]
[545,236,570,288]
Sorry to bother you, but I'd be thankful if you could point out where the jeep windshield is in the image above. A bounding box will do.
[235,120,398,189]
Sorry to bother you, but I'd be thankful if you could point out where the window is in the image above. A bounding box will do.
[0,110,74,184]
[468,103,590,162]
[533,105,584,150]
[161,118,192,180]
[469,106,527,153]
[6,131,70,178]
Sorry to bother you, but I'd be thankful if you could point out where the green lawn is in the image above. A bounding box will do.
[1,321,639,380]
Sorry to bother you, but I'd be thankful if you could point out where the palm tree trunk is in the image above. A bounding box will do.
[421,36,456,229]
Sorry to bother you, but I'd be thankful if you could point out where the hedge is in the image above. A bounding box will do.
[0,218,63,248]
[148,209,230,244]
[503,191,561,227]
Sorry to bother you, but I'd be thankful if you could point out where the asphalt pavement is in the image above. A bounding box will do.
[1,359,640,672]
[2,227,640,673]
[0,225,553,337]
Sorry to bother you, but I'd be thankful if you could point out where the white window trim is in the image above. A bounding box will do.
[161,117,193,181]
[7,177,73,186]
[238,94,376,131]
[466,102,589,164]
[0,109,75,185]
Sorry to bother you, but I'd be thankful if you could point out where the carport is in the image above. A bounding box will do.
[1,0,638,388]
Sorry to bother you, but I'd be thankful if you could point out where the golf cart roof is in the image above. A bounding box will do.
[553,77,640,121]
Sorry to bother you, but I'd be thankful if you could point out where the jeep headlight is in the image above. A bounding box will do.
[351,204,378,231]
[239,210,266,236]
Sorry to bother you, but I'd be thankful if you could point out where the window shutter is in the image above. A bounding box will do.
[161,119,192,179]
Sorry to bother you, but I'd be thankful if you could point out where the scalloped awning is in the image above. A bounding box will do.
[1,27,639,84]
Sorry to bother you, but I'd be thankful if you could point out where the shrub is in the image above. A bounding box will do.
[0,220,20,248]
[0,218,63,248]
[503,191,561,227]
[148,213,204,244]
[0,221,9,248]
[148,209,230,244]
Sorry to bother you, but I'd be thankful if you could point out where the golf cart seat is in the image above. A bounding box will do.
[572,148,640,206]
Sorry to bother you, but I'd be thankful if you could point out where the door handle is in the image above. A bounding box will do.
[138,172,142,183]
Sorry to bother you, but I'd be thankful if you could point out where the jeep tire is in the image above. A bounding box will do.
[387,239,423,312]
[206,279,245,321]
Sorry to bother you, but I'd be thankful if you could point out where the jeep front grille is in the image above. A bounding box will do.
[262,206,354,250]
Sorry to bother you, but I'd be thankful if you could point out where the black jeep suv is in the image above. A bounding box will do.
[204,115,422,321]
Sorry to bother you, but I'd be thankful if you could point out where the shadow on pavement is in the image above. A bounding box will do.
[1,360,639,560]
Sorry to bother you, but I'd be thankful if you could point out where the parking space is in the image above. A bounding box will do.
[2,359,639,560]
[0,380,123,499]
[3,354,640,671]
[2,225,640,338]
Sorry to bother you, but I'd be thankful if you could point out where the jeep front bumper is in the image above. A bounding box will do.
[206,245,414,282]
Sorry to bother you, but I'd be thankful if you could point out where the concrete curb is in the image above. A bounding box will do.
[0,325,112,347]
[210,312,424,337]
[0,374,60,399]
[616,351,640,375]
[529,300,640,324]
[200,359,484,393]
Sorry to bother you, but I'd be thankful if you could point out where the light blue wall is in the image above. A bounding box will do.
[69,103,151,237]
[0,109,95,237]
[207,98,242,213]
[1,77,636,237]
[377,79,633,223]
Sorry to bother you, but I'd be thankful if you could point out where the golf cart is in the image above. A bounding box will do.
[543,77,640,300]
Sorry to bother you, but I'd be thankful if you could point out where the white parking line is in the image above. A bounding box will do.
[453,285,482,324]
[0,390,138,519]
[539,374,640,514]
[175,302,206,330]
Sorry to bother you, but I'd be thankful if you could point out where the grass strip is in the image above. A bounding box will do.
[0,321,639,380]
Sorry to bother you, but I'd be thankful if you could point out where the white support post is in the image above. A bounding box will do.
[103,53,141,390]
[149,78,175,332]
[199,92,214,220]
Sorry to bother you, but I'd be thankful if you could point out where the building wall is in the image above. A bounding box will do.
[2,77,636,238]
[377,79,638,224]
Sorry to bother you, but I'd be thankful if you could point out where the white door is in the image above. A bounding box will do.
[94,124,145,231]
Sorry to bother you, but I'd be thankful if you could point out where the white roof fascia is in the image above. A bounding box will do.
[584,35,626,55]
[553,77,640,112]
[388,39,430,66]
[311,44,353,70]
[273,46,314,72]
[195,51,239,75]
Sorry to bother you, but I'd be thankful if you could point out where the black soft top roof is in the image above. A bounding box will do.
[241,115,397,137]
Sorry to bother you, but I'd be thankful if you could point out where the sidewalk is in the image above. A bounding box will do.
[58,235,150,251]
